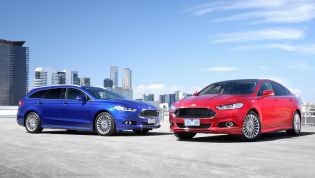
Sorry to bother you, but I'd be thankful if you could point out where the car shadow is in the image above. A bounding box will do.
[179,131,315,143]
[40,130,172,137]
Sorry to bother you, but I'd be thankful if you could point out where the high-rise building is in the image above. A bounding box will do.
[34,67,48,88]
[143,94,154,101]
[63,70,79,85]
[159,94,176,107]
[104,78,113,88]
[122,68,132,90]
[80,77,90,86]
[51,72,66,85]
[0,39,29,106]
[110,66,118,89]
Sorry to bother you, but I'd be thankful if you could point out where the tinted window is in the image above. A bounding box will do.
[199,80,257,95]
[270,82,286,96]
[257,82,272,96]
[282,86,292,96]
[67,88,87,100]
[83,87,125,100]
[44,88,63,99]
[28,90,47,99]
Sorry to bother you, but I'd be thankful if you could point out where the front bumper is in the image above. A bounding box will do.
[169,109,247,135]
[113,111,161,131]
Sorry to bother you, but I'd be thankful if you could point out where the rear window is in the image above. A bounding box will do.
[44,88,63,99]
[28,90,47,99]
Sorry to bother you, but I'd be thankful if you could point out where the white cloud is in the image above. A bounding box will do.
[234,43,315,54]
[209,29,304,43]
[203,66,239,72]
[188,0,315,24]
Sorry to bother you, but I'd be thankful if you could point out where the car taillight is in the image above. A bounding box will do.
[18,101,24,106]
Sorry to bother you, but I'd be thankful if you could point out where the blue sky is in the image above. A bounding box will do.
[1,0,315,101]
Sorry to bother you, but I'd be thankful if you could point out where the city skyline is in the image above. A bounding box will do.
[1,0,315,101]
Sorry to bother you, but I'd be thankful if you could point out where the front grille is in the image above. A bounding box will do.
[175,108,216,118]
[177,124,211,129]
[139,110,159,118]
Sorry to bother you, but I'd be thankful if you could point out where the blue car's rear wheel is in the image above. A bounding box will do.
[94,112,116,136]
[25,112,43,133]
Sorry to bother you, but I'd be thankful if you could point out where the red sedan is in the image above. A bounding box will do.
[169,79,302,141]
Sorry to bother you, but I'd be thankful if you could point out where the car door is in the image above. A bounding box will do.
[60,88,93,129]
[258,82,277,130]
[270,82,290,128]
[39,88,65,127]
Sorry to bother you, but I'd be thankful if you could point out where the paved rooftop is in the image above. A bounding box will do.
[0,118,315,178]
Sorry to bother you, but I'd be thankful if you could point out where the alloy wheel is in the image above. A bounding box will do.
[96,115,112,135]
[243,114,260,139]
[26,113,39,132]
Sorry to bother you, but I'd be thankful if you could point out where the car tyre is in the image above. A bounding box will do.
[242,111,261,141]
[94,112,116,136]
[174,132,196,140]
[286,112,301,135]
[25,112,43,133]
[133,129,150,135]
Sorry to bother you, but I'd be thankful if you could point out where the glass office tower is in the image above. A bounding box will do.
[0,39,29,106]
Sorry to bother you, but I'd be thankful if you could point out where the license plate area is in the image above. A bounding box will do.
[184,119,200,126]
[147,118,156,124]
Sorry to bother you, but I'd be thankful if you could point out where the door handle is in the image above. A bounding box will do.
[37,101,43,104]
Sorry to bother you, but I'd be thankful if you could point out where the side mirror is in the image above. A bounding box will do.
[193,92,199,96]
[76,95,87,101]
[262,90,274,97]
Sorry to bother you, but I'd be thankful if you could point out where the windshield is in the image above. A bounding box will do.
[199,80,257,95]
[83,87,125,100]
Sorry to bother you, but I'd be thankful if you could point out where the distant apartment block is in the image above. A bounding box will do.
[34,68,79,87]
[0,39,29,106]
[104,78,113,89]
[80,77,91,86]
[51,71,66,85]
[143,94,154,101]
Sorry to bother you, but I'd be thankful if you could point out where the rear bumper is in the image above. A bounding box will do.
[169,109,247,135]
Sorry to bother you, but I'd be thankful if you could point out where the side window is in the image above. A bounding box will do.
[67,88,86,100]
[44,88,63,99]
[282,86,292,96]
[257,82,272,96]
[28,90,47,99]
[270,82,286,96]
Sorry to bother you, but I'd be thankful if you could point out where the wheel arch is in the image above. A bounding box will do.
[295,109,302,118]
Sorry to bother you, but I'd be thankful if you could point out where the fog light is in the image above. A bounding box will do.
[124,121,136,125]
[226,122,234,128]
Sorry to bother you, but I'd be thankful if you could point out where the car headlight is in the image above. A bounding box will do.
[114,105,137,112]
[216,103,244,110]
[170,105,177,112]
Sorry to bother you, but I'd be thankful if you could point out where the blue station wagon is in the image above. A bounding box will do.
[17,85,160,136]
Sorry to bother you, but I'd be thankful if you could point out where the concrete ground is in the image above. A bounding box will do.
[0,117,315,178]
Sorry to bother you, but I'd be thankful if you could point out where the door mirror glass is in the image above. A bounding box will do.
[262,90,274,97]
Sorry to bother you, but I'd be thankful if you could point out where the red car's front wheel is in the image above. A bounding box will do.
[242,111,261,141]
